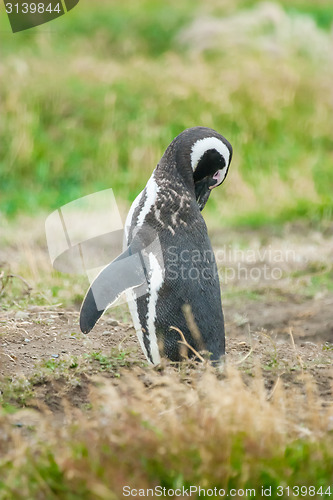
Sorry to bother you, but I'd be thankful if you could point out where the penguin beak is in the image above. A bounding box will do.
[195,171,225,211]
[209,170,223,189]
[194,177,212,211]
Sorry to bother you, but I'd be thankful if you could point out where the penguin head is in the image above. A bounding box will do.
[161,127,233,211]
[191,130,232,210]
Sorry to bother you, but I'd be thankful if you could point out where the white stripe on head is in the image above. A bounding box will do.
[191,137,230,171]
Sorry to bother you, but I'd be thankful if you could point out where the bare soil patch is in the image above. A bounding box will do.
[0,222,332,414]
[0,303,332,414]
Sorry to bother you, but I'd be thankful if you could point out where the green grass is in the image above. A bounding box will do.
[284,4,333,29]
[0,0,332,226]
[0,348,139,411]
[85,349,138,373]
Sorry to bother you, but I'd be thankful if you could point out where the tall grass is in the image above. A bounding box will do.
[1,364,333,499]
[0,0,332,225]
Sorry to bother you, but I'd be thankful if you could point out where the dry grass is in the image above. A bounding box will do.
[0,361,332,498]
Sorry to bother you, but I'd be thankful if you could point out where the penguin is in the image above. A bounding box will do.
[80,126,233,364]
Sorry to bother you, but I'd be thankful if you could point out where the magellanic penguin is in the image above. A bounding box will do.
[80,127,232,364]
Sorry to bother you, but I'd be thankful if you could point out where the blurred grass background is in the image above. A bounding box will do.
[0,0,332,227]
[1,4,333,493]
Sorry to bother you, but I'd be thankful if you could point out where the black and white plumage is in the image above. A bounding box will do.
[80,127,233,364]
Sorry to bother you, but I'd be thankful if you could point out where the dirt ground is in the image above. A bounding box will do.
[0,222,332,409]
[0,298,332,399]
[0,291,333,375]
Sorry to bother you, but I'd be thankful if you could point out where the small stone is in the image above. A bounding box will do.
[24,338,30,343]
[52,354,59,358]
[105,318,119,326]
[15,311,30,320]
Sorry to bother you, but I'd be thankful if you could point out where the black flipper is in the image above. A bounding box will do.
[80,242,148,334]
